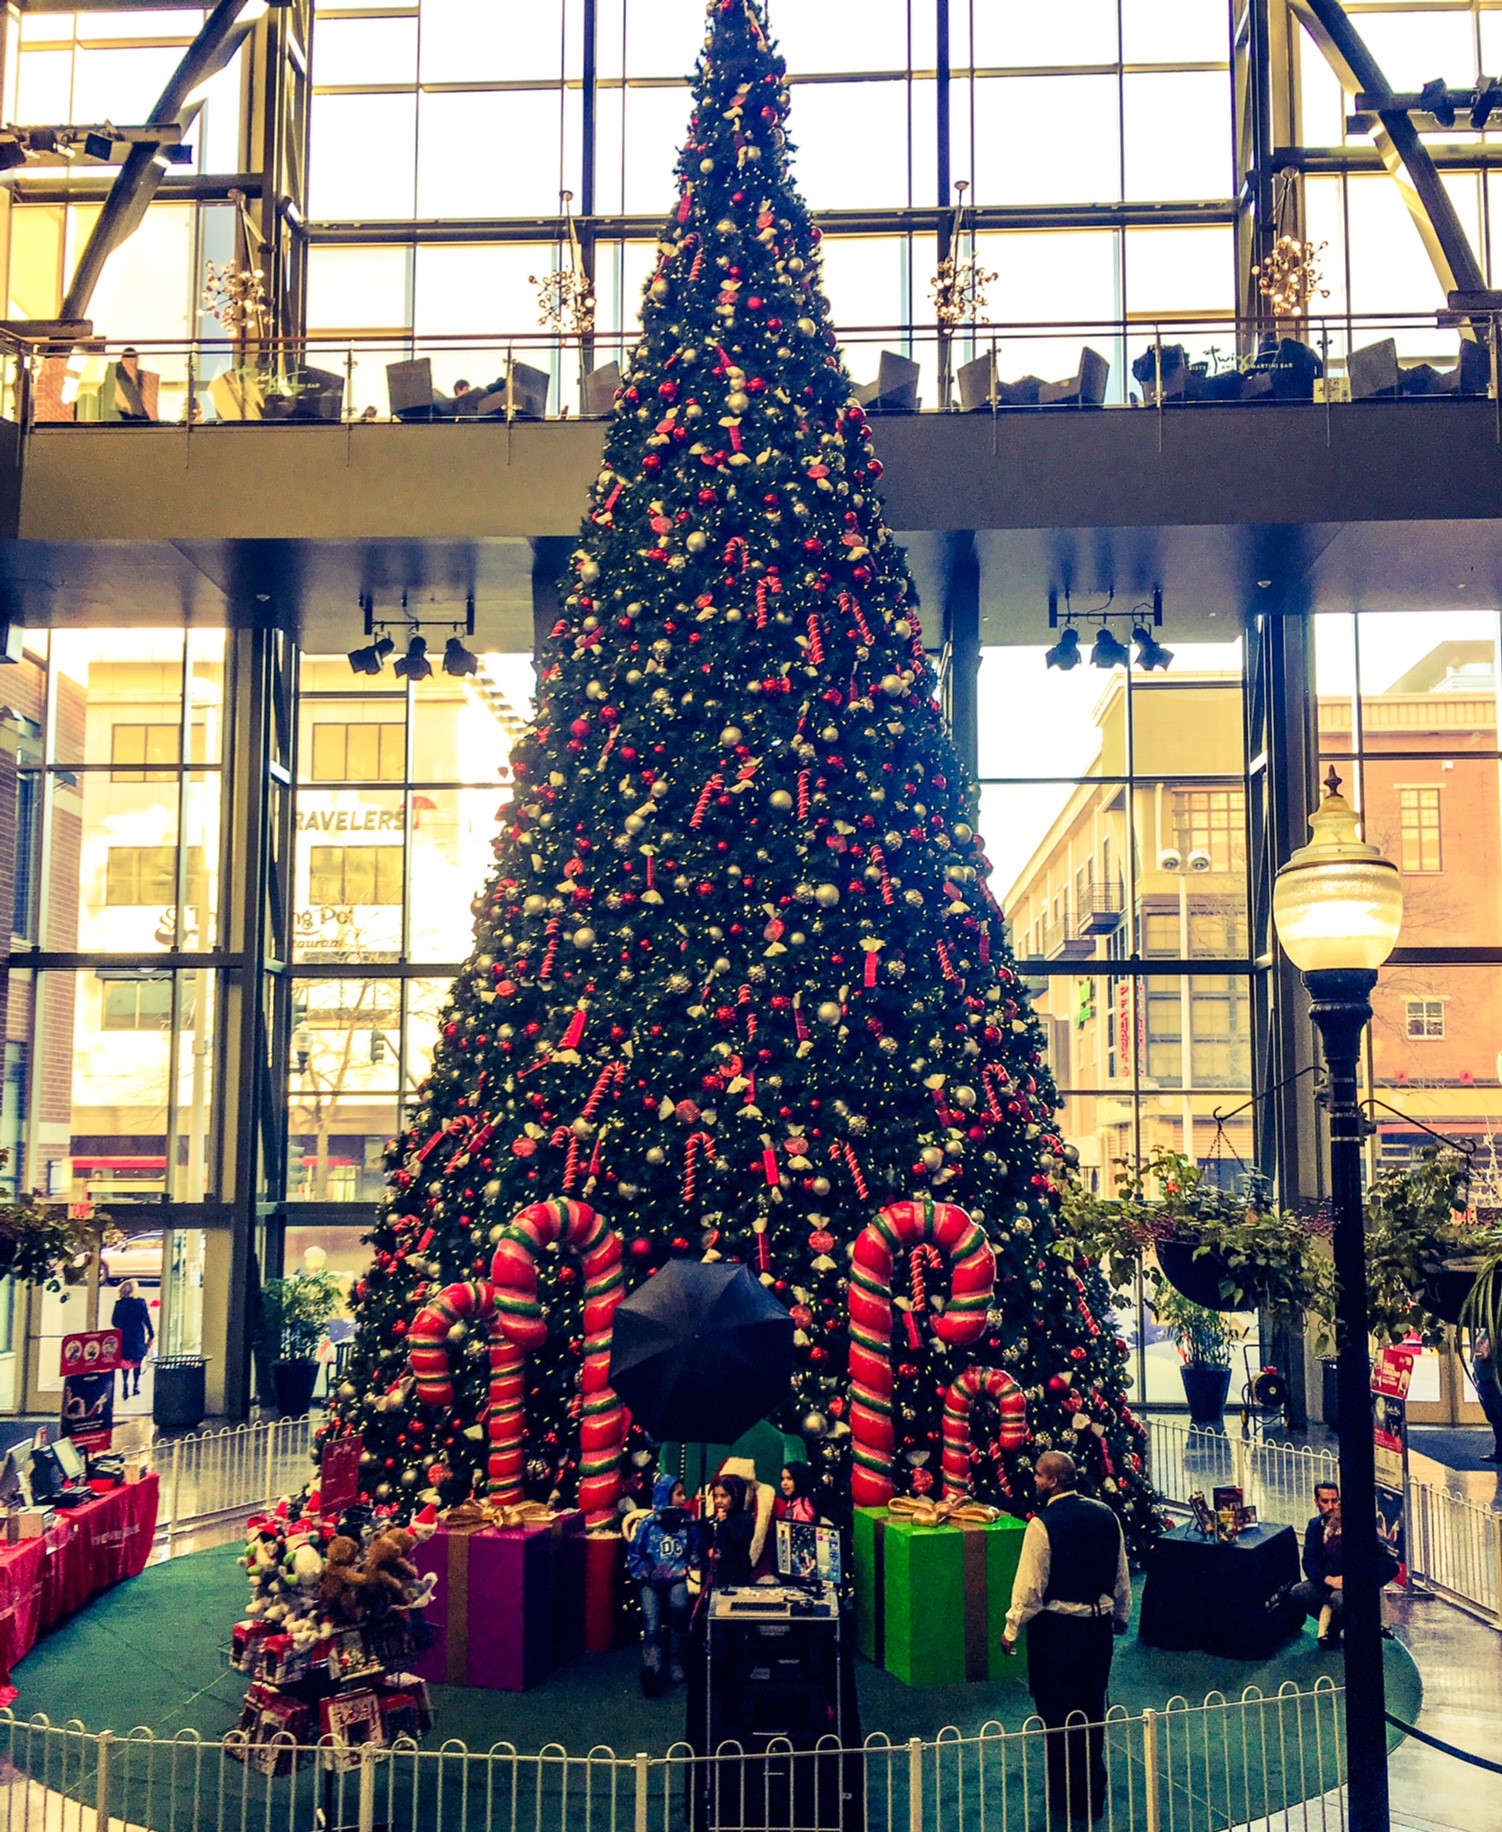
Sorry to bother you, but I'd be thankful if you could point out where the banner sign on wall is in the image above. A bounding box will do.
[60,1328,123,1452]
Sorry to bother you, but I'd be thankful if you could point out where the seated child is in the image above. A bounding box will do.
[626,1474,692,1695]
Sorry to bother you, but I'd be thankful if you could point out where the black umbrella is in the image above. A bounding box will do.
[609,1260,794,1446]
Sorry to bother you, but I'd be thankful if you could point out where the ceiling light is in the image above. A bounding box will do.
[1091,624,1131,670]
[1133,626,1174,671]
[1044,625,1081,671]
[347,633,394,676]
[394,634,432,682]
[443,635,478,677]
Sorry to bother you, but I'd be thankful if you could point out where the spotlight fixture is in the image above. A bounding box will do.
[82,132,114,163]
[1418,76,1456,128]
[1471,78,1501,131]
[0,139,26,172]
[1044,625,1082,671]
[1132,625,1174,671]
[443,634,478,677]
[394,634,433,681]
[347,633,395,676]
[1091,623,1132,670]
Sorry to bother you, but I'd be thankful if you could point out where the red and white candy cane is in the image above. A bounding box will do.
[848,1197,997,1508]
[409,1200,627,1527]
[941,1367,1029,1501]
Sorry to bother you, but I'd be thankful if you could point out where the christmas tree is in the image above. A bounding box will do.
[323,0,1160,1554]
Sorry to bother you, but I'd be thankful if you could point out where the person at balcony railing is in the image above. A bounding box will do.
[1469,1328,1502,1462]
[114,348,154,422]
[1290,1480,1342,1645]
[1001,1450,1131,1827]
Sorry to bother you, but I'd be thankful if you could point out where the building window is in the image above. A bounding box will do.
[1398,787,1442,874]
[105,846,179,905]
[1171,788,1245,872]
[110,723,180,782]
[310,722,405,783]
[1404,999,1445,1040]
[99,974,194,1031]
[309,845,404,905]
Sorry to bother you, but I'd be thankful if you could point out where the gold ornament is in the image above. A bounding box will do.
[531,190,596,337]
[1253,172,1327,317]
[930,181,996,328]
[201,260,269,336]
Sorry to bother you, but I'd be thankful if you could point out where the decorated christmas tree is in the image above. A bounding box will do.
[323,0,1160,1554]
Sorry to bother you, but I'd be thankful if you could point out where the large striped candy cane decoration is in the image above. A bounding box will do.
[489,1199,627,1527]
[407,1200,627,1527]
[941,1366,1028,1500]
[847,1197,997,1508]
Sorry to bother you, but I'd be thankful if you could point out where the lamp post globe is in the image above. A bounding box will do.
[1272,766,1403,1832]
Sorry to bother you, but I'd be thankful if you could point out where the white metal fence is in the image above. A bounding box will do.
[1145,1417,1502,1630]
[0,1681,1351,1832]
[141,1413,316,1541]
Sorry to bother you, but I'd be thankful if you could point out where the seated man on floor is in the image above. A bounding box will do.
[1290,1480,1343,1646]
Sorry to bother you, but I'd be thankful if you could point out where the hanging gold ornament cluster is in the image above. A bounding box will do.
[201,260,269,335]
[930,180,996,327]
[1252,232,1328,316]
[531,190,596,337]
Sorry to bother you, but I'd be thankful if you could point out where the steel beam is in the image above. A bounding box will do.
[1289,0,1487,296]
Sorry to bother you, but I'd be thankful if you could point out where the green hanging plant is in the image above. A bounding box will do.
[0,1150,117,1291]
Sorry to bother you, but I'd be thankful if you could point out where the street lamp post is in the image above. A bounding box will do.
[1272,767,1404,1832]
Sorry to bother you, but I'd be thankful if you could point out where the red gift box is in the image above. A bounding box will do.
[412,1506,585,1691]
[584,1532,626,1653]
[231,1619,271,1673]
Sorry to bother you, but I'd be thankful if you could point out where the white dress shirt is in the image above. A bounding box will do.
[1004,1490,1132,1637]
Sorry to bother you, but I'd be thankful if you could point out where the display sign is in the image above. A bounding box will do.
[320,1435,363,1515]
[1371,1344,1414,1586]
[60,1328,122,1452]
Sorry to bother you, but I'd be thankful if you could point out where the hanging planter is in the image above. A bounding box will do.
[1156,1239,1243,1313]
[0,1153,114,1290]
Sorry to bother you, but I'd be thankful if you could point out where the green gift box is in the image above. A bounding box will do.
[854,1505,1028,1687]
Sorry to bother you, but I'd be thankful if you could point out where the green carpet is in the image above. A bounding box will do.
[10,1544,1422,1830]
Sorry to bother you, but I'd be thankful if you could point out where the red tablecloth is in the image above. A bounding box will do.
[0,1474,159,1702]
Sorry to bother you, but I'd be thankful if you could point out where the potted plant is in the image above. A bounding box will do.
[1061,1150,1322,1323]
[1153,1286,1243,1423]
[0,1152,116,1289]
[1360,1147,1494,1343]
[261,1270,343,1416]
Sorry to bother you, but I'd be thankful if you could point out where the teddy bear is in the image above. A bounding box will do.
[319,1534,367,1623]
[362,1528,433,1616]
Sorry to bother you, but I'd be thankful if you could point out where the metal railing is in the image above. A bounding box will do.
[140,1412,316,1541]
[1146,1416,1502,1631]
[8,306,1501,434]
[0,1680,1351,1832]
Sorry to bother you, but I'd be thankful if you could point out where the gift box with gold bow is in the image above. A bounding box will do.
[854,1501,1027,1687]
[411,1499,585,1691]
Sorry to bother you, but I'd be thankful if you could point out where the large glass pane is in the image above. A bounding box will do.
[289,976,401,1201]
[818,235,909,339]
[1120,0,1230,66]
[421,0,564,82]
[306,246,413,333]
[605,0,712,79]
[1125,225,1236,317]
[409,651,533,782]
[72,44,181,121]
[1357,11,1476,90]
[408,789,502,960]
[16,49,75,122]
[1131,667,1246,776]
[1357,758,1501,948]
[1367,967,1502,1158]
[972,75,1121,206]
[970,2,1118,68]
[313,15,418,86]
[977,642,1127,780]
[293,789,406,962]
[1356,609,1501,736]
[978,229,1122,387]
[75,200,197,350]
[6,204,66,322]
[309,92,417,219]
[416,89,571,219]
[776,0,909,73]
[1122,72,1233,202]
[791,79,913,210]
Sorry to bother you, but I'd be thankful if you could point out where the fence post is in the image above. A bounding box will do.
[908,1736,923,1832]
[264,1418,277,1505]
[169,1435,184,1541]
[1234,1432,1248,1496]
[634,1751,650,1832]
[96,1729,114,1826]
[358,1745,378,1832]
[1493,1507,1502,1626]
[1142,1709,1160,1832]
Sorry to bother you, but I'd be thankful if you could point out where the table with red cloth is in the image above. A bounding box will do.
[0,1475,159,1702]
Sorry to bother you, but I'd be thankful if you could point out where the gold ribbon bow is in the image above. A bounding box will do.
[887,1495,1006,1529]
[442,1497,558,1532]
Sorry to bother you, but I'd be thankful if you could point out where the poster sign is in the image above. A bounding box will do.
[320,1435,363,1515]
[1371,1344,1414,1586]
[60,1328,122,1452]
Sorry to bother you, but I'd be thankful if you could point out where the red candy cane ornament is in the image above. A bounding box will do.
[408,1199,628,1526]
[847,1197,997,1508]
[941,1366,1028,1501]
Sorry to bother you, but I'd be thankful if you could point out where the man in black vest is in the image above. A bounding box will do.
[1001,1450,1131,1826]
